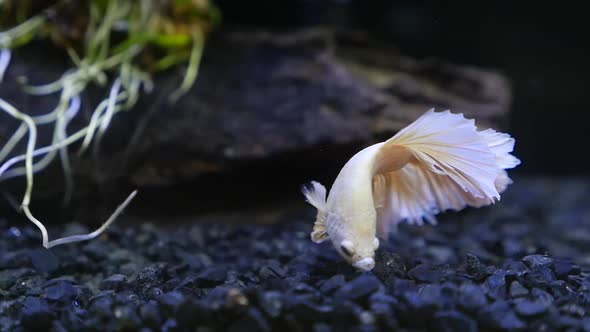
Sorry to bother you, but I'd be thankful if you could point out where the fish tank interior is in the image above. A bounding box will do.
[0,1,588,331]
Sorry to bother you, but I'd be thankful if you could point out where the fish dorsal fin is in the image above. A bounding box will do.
[302,181,329,243]
[372,109,518,237]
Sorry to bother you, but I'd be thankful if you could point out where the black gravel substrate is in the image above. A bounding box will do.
[1,176,590,332]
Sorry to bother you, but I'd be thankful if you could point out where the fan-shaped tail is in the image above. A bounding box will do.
[373,110,519,236]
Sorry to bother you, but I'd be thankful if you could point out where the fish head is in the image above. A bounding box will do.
[338,237,380,271]
[329,214,380,271]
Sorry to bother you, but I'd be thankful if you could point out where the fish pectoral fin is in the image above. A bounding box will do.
[311,228,328,243]
[302,181,327,211]
[303,181,330,243]
[311,215,328,243]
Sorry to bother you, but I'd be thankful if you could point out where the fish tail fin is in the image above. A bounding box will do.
[373,109,519,235]
[477,128,521,194]
[385,109,501,200]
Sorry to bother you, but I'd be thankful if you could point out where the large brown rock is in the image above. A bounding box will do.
[126,29,511,185]
[0,29,511,213]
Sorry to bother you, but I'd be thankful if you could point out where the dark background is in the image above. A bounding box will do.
[2,1,587,218]
[216,0,589,175]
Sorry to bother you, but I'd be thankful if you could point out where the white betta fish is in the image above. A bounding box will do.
[302,109,520,271]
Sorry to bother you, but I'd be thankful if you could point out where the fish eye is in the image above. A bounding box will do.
[340,245,353,256]
[340,240,355,257]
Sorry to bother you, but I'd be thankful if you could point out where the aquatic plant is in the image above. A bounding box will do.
[0,0,219,247]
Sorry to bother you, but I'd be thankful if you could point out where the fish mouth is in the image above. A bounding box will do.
[353,257,375,271]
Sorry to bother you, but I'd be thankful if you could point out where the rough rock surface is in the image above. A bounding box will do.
[126,29,512,187]
[0,29,511,193]
[1,176,590,331]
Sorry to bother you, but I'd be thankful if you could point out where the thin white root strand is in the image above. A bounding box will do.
[0,123,27,163]
[0,95,81,180]
[0,98,38,207]
[45,190,138,248]
[98,78,121,135]
[0,49,11,81]
[57,96,81,205]
[0,98,46,246]
[0,108,113,178]
[78,89,128,155]
[0,2,186,249]
[22,205,49,247]
[0,102,74,166]
[0,85,134,179]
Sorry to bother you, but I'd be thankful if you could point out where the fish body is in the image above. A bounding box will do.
[303,110,520,271]
[326,143,384,270]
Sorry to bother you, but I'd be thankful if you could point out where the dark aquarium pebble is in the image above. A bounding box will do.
[1,177,590,331]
